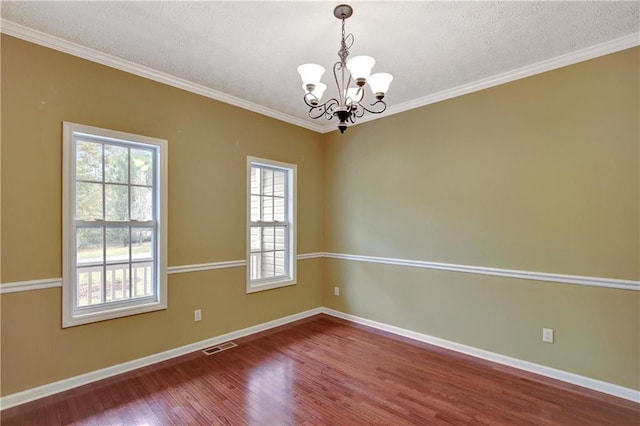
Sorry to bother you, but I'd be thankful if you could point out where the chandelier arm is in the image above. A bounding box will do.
[306,98,339,120]
[323,98,339,119]
[308,106,329,120]
[358,99,388,115]
[354,86,365,104]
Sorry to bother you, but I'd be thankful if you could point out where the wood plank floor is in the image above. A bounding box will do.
[2,314,638,425]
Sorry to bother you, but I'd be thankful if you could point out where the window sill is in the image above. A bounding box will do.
[246,277,297,294]
[63,300,167,328]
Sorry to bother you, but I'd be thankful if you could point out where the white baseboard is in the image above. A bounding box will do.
[0,307,323,410]
[2,305,637,410]
[321,308,640,403]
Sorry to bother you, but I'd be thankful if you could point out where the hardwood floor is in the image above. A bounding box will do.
[2,314,638,425]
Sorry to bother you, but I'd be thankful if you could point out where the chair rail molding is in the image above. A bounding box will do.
[0,252,326,294]
[323,252,640,291]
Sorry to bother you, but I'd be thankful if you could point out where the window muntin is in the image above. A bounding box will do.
[63,123,167,327]
[247,157,296,292]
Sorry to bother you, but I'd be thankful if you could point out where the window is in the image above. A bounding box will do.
[62,122,167,327]
[247,157,296,293]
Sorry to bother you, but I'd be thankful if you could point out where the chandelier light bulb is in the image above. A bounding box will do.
[297,64,325,86]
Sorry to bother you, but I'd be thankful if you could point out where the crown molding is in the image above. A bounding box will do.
[0,19,325,134]
[1,19,638,135]
[319,32,640,133]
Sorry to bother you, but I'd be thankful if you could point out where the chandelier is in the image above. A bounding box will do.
[297,4,393,134]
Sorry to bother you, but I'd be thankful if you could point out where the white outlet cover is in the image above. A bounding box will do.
[542,328,554,343]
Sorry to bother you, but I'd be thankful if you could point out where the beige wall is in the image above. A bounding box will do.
[0,35,324,395]
[323,48,640,390]
[1,33,639,397]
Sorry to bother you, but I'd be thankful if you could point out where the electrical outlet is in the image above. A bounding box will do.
[542,328,554,343]
[334,286,340,296]
[194,309,202,322]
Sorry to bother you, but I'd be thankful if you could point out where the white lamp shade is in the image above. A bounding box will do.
[346,56,375,80]
[297,64,325,85]
[368,73,393,94]
[303,82,327,100]
[345,87,359,104]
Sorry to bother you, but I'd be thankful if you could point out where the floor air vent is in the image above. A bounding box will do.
[202,341,237,356]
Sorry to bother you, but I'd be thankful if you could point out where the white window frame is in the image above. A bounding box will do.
[62,122,168,327]
[246,156,297,293]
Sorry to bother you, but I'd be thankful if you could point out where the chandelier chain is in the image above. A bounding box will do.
[338,17,353,65]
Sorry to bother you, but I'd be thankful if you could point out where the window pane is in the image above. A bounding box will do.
[261,251,275,279]
[131,186,153,220]
[262,169,273,196]
[251,167,260,195]
[262,226,275,251]
[273,170,286,197]
[274,226,286,250]
[77,228,103,265]
[262,196,273,221]
[250,226,261,251]
[76,182,103,220]
[132,228,153,260]
[77,266,103,306]
[106,227,130,263]
[131,149,153,186]
[251,196,260,221]
[274,196,285,221]
[76,141,102,182]
[132,262,154,298]
[105,184,128,221]
[250,252,262,280]
[275,251,285,276]
[105,264,130,302]
[104,144,128,183]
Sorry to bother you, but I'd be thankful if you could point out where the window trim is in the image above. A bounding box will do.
[246,156,297,293]
[62,122,168,328]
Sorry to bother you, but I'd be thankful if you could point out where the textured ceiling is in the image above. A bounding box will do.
[1,1,639,132]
